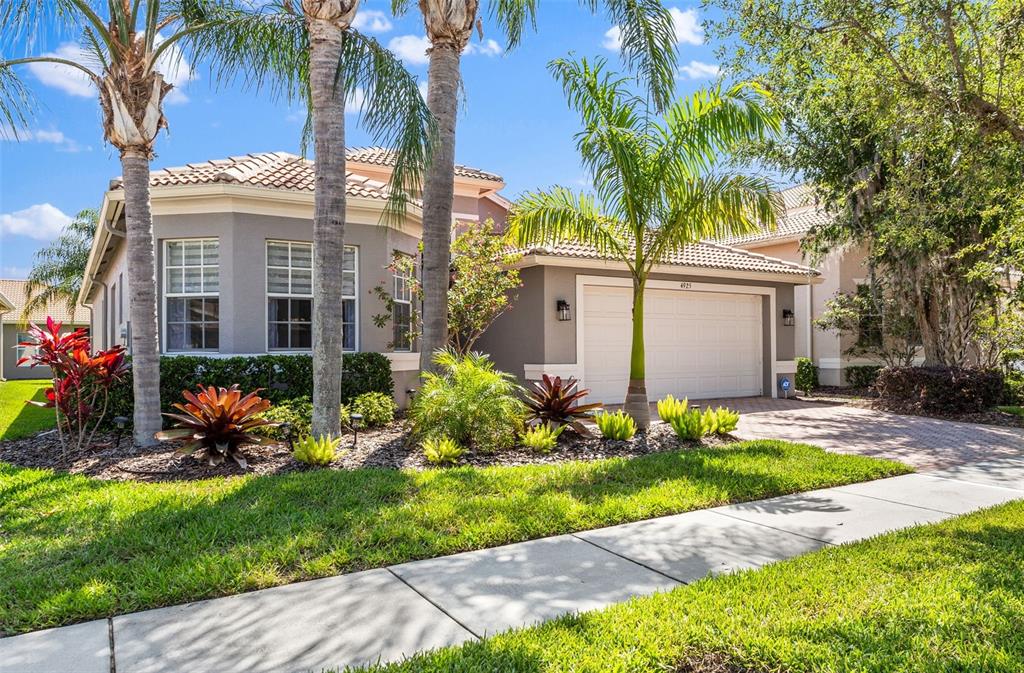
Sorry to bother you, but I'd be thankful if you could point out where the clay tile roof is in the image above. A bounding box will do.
[519,237,818,277]
[0,279,90,324]
[347,146,503,182]
[716,183,832,246]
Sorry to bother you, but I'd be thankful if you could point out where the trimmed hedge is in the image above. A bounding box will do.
[795,357,818,394]
[1005,372,1024,406]
[875,366,1004,414]
[845,365,882,389]
[108,353,393,425]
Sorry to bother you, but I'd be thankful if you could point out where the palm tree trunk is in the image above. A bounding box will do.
[624,276,651,429]
[120,150,162,445]
[308,19,346,438]
[418,43,462,373]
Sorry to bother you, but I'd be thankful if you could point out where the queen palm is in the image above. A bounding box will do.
[0,0,227,444]
[392,0,679,373]
[190,0,433,437]
[509,58,782,429]
[22,209,98,321]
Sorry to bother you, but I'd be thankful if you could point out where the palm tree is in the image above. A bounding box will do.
[392,0,679,373]
[0,0,225,445]
[21,208,98,321]
[509,57,781,429]
[190,1,433,438]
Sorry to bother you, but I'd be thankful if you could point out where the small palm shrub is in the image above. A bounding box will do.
[350,391,396,427]
[521,422,564,453]
[155,385,276,468]
[668,408,704,440]
[410,350,526,451]
[422,436,464,466]
[292,434,341,466]
[656,395,689,423]
[594,410,637,440]
[255,396,312,439]
[524,375,602,431]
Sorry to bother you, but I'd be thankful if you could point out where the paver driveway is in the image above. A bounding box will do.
[703,397,1024,471]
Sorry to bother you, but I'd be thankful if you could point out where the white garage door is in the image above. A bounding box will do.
[582,284,763,405]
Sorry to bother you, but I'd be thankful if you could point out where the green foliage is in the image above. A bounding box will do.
[876,367,1005,414]
[656,395,689,423]
[594,410,637,440]
[21,209,96,320]
[525,375,602,428]
[816,288,919,368]
[795,357,819,395]
[713,406,740,434]
[350,392,396,427]
[107,353,393,426]
[254,397,312,440]
[292,434,341,466]
[667,408,704,440]
[421,436,464,466]
[845,366,882,389]
[0,380,55,441]
[521,422,565,453]
[409,351,527,451]
[1003,372,1024,406]
[668,406,740,439]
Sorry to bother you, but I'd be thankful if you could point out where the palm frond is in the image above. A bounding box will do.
[509,186,629,262]
[488,0,539,50]
[21,208,97,320]
[601,0,677,112]
[0,63,34,135]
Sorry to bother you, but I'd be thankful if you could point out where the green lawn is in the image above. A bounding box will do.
[998,405,1023,418]
[356,500,1024,673]
[0,440,908,635]
[0,379,55,440]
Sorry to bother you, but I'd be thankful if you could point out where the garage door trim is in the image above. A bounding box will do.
[574,275,778,399]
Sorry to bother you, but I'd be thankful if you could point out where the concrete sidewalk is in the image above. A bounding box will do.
[4,457,1023,673]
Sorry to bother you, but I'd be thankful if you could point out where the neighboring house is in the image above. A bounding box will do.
[477,238,821,404]
[718,184,887,387]
[77,149,507,408]
[0,279,91,381]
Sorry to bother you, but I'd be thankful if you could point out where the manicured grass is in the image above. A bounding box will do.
[0,379,55,441]
[0,440,908,635]
[998,405,1023,418]
[356,500,1024,673]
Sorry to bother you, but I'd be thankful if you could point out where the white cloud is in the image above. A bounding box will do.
[388,35,432,66]
[678,60,720,80]
[26,37,195,104]
[0,125,90,152]
[346,87,367,114]
[352,9,393,33]
[0,203,73,241]
[464,39,503,57]
[604,7,704,51]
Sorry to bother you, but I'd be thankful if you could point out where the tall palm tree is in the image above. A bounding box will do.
[393,0,679,373]
[190,0,433,438]
[509,57,781,428]
[0,0,225,445]
[21,208,98,321]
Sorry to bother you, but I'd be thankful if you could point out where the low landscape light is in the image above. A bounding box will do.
[112,416,129,449]
[349,412,364,446]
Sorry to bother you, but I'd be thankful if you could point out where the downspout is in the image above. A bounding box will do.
[0,308,6,381]
[90,276,109,350]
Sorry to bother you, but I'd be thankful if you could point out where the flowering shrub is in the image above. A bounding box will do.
[18,317,130,457]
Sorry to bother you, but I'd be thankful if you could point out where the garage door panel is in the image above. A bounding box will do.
[583,285,763,403]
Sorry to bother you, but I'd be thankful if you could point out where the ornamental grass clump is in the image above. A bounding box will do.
[521,422,565,453]
[292,434,342,466]
[155,385,277,469]
[410,350,526,451]
[594,410,637,440]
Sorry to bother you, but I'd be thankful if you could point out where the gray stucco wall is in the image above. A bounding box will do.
[2,322,90,381]
[476,263,802,397]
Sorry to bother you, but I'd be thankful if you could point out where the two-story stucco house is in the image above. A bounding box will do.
[78,150,822,408]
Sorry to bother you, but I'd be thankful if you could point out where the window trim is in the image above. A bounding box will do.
[264,240,359,353]
[162,237,221,354]
[15,331,33,367]
[392,252,414,352]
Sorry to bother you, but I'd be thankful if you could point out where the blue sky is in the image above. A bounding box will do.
[0,2,730,279]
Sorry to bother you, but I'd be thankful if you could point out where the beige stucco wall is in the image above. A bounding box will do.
[476,263,802,397]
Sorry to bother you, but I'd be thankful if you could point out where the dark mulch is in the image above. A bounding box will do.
[0,421,731,483]
[867,401,1024,429]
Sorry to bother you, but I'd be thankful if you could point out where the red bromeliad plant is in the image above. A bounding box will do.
[155,385,277,469]
[525,375,603,435]
[19,317,130,457]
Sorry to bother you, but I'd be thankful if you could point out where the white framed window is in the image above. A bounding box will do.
[16,332,34,367]
[164,238,220,352]
[392,252,414,352]
[267,241,358,351]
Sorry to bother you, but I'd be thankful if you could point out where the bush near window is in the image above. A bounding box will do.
[845,365,882,389]
[254,397,313,440]
[875,366,1004,414]
[348,391,397,427]
[410,351,527,451]
[795,357,818,394]
[107,353,393,425]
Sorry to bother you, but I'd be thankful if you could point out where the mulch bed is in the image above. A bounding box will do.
[0,421,732,483]
[866,401,1024,429]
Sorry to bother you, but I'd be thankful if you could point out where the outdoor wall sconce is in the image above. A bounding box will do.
[556,299,572,322]
[782,309,796,327]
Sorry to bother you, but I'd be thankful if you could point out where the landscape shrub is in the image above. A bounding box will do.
[875,366,1004,414]
[845,365,882,389]
[409,350,526,451]
[656,395,689,423]
[521,422,564,453]
[524,375,602,430]
[107,353,393,426]
[712,407,740,434]
[349,391,396,427]
[422,436,464,465]
[254,397,313,440]
[1003,371,1024,406]
[667,406,740,439]
[795,357,819,394]
[594,410,637,440]
[667,408,704,440]
[292,434,341,466]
